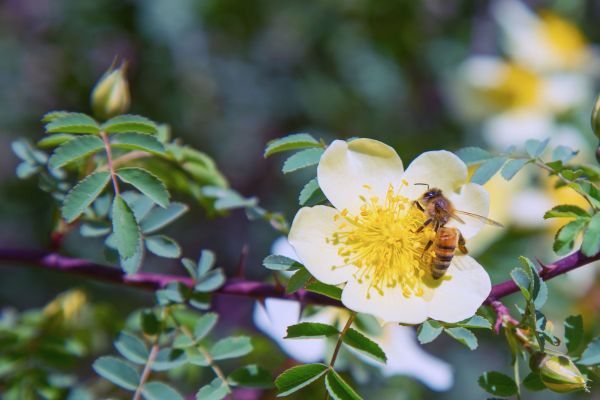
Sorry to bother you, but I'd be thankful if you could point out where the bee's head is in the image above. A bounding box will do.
[422,188,442,201]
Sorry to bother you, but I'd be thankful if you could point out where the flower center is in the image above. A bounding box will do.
[328,183,435,299]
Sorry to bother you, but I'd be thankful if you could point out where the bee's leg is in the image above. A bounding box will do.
[413,201,425,212]
[416,218,432,233]
[421,240,433,258]
[458,231,468,254]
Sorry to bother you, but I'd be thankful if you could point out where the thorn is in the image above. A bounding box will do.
[235,244,249,278]
[273,273,284,291]
[536,257,554,276]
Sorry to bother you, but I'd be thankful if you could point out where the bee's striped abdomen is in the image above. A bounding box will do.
[431,228,459,280]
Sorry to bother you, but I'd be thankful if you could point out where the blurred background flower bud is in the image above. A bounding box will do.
[91,61,130,120]
[538,354,587,393]
[592,93,600,138]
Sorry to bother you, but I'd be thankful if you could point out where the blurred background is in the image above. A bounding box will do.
[1,0,600,398]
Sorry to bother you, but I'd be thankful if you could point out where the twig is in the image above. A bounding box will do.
[489,300,519,333]
[133,344,159,400]
[325,312,356,400]
[100,131,120,195]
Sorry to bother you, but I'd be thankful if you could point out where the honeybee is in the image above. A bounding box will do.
[414,186,503,279]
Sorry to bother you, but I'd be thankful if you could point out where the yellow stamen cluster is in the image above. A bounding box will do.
[328,184,434,299]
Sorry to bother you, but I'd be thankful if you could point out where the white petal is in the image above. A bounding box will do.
[446,183,491,239]
[400,151,468,200]
[317,139,404,214]
[483,111,552,150]
[341,279,428,324]
[271,236,299,260]
[288,206,357,285]
[252,299,325,363]
[428,256,491,323]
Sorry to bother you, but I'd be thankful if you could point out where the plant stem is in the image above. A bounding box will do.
[133,343,159,400]
[534,159,597,209]
[100,131,120,195]
[325,312,356,400]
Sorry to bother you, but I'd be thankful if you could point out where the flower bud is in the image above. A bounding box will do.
[592,93,600,138]
[91,62,130,120]
[539,354,587,393]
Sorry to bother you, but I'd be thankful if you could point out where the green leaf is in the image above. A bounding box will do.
[140,202,188,234]
[102,115,158,134]
[519,256,547,309]
[299,178,327,206]
[275,364,328,397]
[525,138,550,158]
[510,267,531,301]
[552,145,578,164]
[471,157,507,185]
[194,269,225,292]
[263,254,303,271]
[62,171,111,222]
[142,382,184,400]
[115,332,149,364]
[12,139,47,164]
[500,159,529,180]
[151,348,186,371]
[478,371,518,397]
[42,110,72,123]
[46,113,100,135]
[38,133,75,148]
[194,313,218,342]
[305,281,342,300]
[553,219,586,255]
[111,133,166,155]
[582,213,600,257]
[228,365,273,388]
[342,328,387,363]
[417,320,443,344]
[579,337,600,365]
[92,356,139,391]
[454,315,492,330]
[522,372,545,391]
[181,258,197,279]
[49,135,104,169]
[455,147,493,165]
[286,267,312,294]
[196,378,230,400]
[264,133,320,157]
[145,235,181,258]
[565,315,583,355]
[112,196,141,260]
[197,249,216,277]
[325,370,363,400]
[80,221,111,237]
[16,162,39,179]
[282,148,324,174]
[141,311,160,336]
[210,336,252,361]
[544,205,589,219]
[445,327,478,350]
[121,237,144,274]
[116,167,169,208]
[285,322,339,339]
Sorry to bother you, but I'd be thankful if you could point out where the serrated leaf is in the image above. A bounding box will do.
[112,196,141,260]
[62,171,111,222]
[417,320,443,344]
[115,332,149,364]
[145,235,181,258]
[142,381,183,400]
[102,115,158,134]
[151,348,186,371]
[37,133,75,148]
[46,113,100,135]
[116,168,169,208]
[579,337,600,365]
[286,267,311,294]
[455,147,493,165]
[299,178,327,206]
[197,249,216,277]
[264,133,320,157]
[12,139,47,163]
[454,315,492,330]
[196,378,230,400]
[565,315,583,355]
[285,322,339,339]
[282,148,324,174]
[111,133,166,154]
[42,110,72,123]
[525,138,550,158]
[194,313,218,342]
[519,256,547,309]
[343,328,386,363]
[544,205,589,219]
[582,213,600,257]
[49,135,104,169]
[510,267,530,300]
[275,364,328,397]
[500,159,528,180]
[478,371,518,397]
[470,157,507,185]
[263,254,303,271]
[228,365,273,388]
[325,370,363,400]
[92,356,139,391]
[445,327,478,350]
[553,219,586,255]
[186,347,209,366]
[210,336,252,361]
[121,237,144,274]
[140,202,188,234]
[305,281,342,300]
[194,269,225,292]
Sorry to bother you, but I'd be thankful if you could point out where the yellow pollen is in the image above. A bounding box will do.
[329,184,435,299]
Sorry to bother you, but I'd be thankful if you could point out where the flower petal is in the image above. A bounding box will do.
[317,139,404,214]
[341,279,428,324]
[446,183,491,239]
[428,255,491,323]
[288,205,357,285]
[400,151,468,200]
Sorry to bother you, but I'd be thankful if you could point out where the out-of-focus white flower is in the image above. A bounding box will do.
[253,238,454,391]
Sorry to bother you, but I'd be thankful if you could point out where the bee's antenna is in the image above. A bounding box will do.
[414,182,430,190]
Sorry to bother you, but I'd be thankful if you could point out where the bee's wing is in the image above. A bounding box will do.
[449,213,466,224]
[455,210,504,227]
